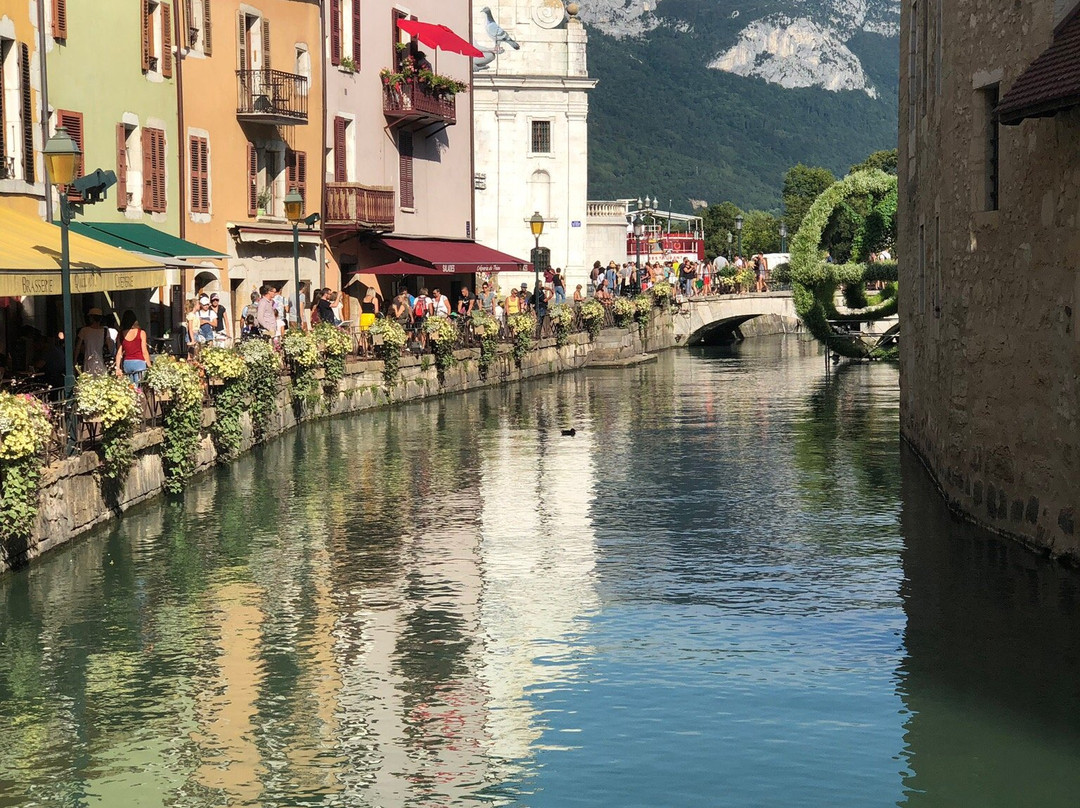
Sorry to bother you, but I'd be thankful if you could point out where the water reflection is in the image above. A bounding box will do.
[1,337,1079,807]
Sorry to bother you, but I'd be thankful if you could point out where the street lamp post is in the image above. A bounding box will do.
[284,188,320,330]
[735,214,744,260]
[780,222,788,254]
[530,211,545,306]
[43,127,81,399]
[633,212,644,292]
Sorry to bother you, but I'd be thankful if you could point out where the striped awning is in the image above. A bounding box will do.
[0,208,167,296]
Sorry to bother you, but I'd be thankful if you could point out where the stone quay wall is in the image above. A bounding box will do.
[8,314,676,573]
[898,0,1080,561]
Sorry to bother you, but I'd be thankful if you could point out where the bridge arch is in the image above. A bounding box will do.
[673,292,800,345]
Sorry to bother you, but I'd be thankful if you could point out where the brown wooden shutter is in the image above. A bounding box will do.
[329,0,341,66]
[18,44,33,183]
[286,150,307,210]
[183,0,194,48]
[141,1,151,71]
[141,128,152,209]
[399,130,413,209]
[352,1,362,65]
[236,11,246,72]
[247,142,257,216]
[57,110,84,200]
[261,18,270,70]
[155,129,166,212]
[52,0,68,40]
[333,117,347,183]
[190,135,208,213]
[202,0,212,54]
[116,124,128,210]
[162,3,173,78]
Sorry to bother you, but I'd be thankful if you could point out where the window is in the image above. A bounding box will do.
[56,109,84,199]
[52,0,68,41]
[237,12,271,72]
[116,123,133,210]
[247,142,284,217]
[330,0,362,67]
[979,85,1000,211]
[141,1,172,78]
[189,135,209,214]
[0,40,9,179]
[333,116,348,182]
[286,149,307,212]
[142,127,166,212]
[184,0,213,55]
[398,130,413,210]
[530,120,551,154]
[295,46,310,91]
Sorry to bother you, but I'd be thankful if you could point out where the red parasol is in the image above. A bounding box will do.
[396,18,483,58]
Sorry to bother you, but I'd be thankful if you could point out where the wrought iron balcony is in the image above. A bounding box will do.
[324,183,396,231]
[383,80,456,129]
[236,69,308,125]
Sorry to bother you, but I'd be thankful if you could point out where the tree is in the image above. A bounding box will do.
[702,201,742,259]
[849,149,898,176]
[741,210,782,256]
[782,164,836,234]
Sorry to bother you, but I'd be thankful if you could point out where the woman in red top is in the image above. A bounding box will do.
[114,310,150,385]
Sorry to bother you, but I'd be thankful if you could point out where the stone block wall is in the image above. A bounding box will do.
[5,314,673,573]
[899,0,1080,560]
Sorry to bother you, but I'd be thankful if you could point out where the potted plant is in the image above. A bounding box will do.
[256,188,272,217]
[339,55,356,73]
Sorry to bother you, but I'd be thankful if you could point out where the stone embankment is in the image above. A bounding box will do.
[12,315,680,573]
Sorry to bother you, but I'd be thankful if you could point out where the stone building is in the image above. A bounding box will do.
[472,0,596,294]
[899,0,1080,558]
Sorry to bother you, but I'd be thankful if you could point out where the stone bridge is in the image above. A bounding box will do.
[672,291,800,345]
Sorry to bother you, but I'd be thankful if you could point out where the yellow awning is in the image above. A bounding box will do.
[0,208,167,296]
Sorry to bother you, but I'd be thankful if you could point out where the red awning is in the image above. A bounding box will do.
[379,237,529,273]
[396,19,483,58]
[350,258,475,276]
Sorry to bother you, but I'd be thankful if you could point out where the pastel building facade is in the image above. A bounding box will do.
[472,0,595,293]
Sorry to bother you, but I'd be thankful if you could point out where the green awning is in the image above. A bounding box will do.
[67,222,226,259]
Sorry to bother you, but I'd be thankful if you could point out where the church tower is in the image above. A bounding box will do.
[472,1,596,293]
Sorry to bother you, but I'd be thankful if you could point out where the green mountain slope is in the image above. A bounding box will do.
[586,8,900,212]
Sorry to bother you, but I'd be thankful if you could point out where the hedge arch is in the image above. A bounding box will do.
[789,169,899,359]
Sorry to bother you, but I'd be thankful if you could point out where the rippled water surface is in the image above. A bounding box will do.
[3,336,1080,807]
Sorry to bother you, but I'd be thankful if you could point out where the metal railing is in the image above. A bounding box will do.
[324,183,396,230]
[382,80,456,123]
[236,69,309,122]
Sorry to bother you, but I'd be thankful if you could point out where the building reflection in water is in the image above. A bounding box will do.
[896,445,1080,806]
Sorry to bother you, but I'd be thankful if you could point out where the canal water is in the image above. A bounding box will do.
[2,335,1080,808]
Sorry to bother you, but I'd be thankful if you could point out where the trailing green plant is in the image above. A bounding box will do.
[548,303,575,347]
[650,282,673,310]
[281,329,321,407]
[312,322,353,396]
[237,338,282,441]
[577,298,605,340]
[612,296,635,328]
[633,295,652,337]
[0,392,51,541]
[789,169,899,360]
[144,356,204,494]
[507,312,536,364]
[470,310,500,378]
[201,346,249,460]
[424,316,459,375]
[74,372,140,483]
[339,55,356,72]
[368,318,407,388]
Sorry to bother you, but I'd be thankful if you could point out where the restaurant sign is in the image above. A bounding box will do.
[0,267,167,297]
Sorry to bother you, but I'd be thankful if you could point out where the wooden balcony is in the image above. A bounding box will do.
[324,183,395,231]
[236,69,308,126]
[383,81,456,129]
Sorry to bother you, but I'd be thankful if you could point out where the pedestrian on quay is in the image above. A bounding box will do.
[209,293,230,344]
[552,269,566,304]
[360,286,379,331]
[257,285,278,338]
[519,282,532,312]
[75,308,113,375]
[573,284,585,303]
[479,281,496,315]
[506,288,521,316]
[114,310,150,386]
[588,261,601,296]
[431,288,451,318]
[754,252,769,293]
[605,261,618,296]
[458,286,476,316]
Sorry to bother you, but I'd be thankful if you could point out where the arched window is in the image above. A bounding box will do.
[528,169,550,220]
